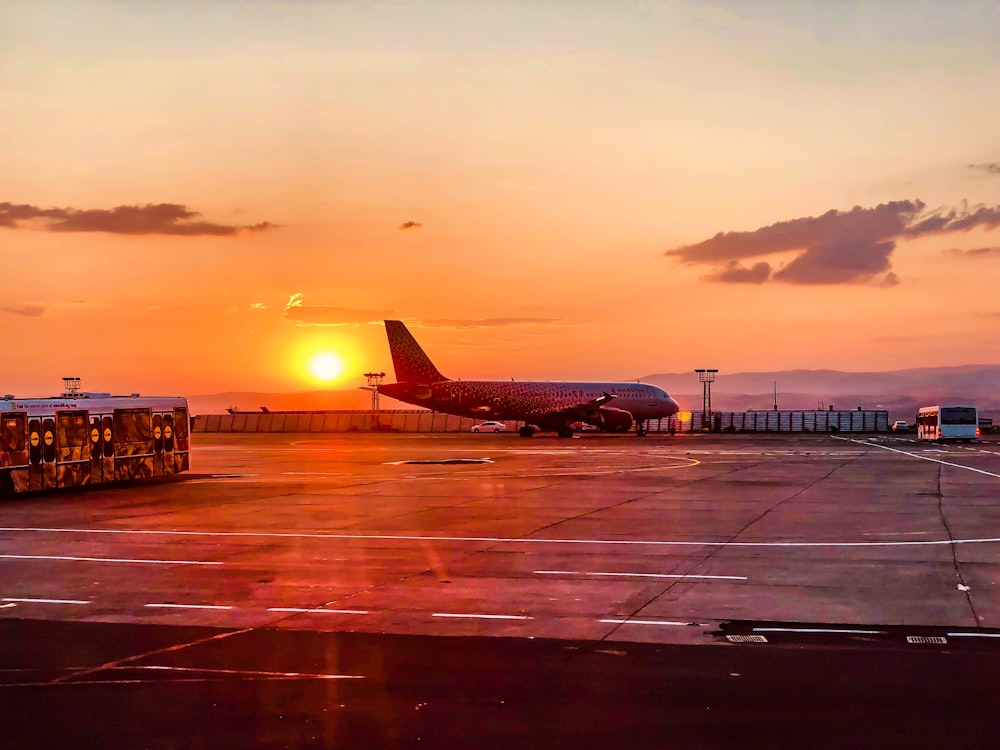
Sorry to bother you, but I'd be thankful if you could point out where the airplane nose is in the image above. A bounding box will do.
[666,396,680,414]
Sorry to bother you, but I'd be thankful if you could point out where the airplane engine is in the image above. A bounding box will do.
[597,407,634,432]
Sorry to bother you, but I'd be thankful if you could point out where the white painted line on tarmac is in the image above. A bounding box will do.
[834,436,1000,479]
[3,597,90,605]
[145,603,234,611]
[0,603,17,608]
[0,554,222,566]
[599,618,701,627]
[138,665,365,679]
[534,570,747,580]
[432,613,532,621]
[8,526,1000,548]
[946,632,1000,639]
[267,607,368,614]
[753,627,886,635]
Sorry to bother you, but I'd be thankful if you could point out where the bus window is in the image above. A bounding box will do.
[57,411,89,462]
[114,409,153,456]
[1,414,26,453]
[941,407,977,425]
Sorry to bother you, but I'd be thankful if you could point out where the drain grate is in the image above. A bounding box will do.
[906,636,948,645]
[726,634,768,643]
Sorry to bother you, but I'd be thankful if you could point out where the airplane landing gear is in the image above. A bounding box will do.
[518,425,536,438]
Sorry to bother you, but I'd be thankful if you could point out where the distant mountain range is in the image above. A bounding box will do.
[189,365,1000,421]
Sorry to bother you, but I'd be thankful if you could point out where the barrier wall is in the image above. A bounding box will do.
[193,409,890,434]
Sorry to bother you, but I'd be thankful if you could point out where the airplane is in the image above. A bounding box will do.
[377,320,680,437]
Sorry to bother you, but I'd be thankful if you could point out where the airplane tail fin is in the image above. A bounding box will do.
[384,320,449,384]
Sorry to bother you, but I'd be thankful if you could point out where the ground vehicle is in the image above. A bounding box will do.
[891,420,908,431]
[916,405,979,441]
[0,388,190,496]
[471,421,506,433]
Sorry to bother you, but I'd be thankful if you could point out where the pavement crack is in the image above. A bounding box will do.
[935,465,981,627]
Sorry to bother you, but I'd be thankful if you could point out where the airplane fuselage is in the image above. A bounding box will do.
[379,380,678,431]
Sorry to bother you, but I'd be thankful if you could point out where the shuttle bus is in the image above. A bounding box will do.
[916,405,980,442]
[0,388,189,496]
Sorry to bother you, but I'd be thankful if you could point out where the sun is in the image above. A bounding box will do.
[308,352,345,382]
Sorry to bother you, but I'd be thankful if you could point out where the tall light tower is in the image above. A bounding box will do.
[695,369,718,430]
[364,371,385,429]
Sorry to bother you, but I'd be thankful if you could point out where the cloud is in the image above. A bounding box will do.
[398,221,423,230]
[705,261,772,284]
[0,201,280,236]
[3,304,45,317]
[944,246,1000,256]
[249,302,267,310]
[283,294,395,326]
[417,317,560,328]
[667,200,1000,285]
[969,163,1000,175]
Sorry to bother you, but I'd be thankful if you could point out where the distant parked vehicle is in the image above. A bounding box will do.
[571,422,599,432]
[916,405,979,441]
[471,421,506,433]
[891,420,908,431]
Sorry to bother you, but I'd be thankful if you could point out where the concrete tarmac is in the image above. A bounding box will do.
[3,431,1000,747]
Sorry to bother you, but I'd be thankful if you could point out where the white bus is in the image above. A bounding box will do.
[916,405,980,442]
[0,386,190,496]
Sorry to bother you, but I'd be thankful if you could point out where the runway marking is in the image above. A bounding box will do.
[835,436,1000,479]
[133,665,365,680]
[0,603,17,608]
[267,607,368,615]
[432,613,532,621]
[534,570,747,580]
[2,597,90,605]
[7,526,1000,548]
[946,632,1000,639]
[753,627,886,635]
[145,603,233,611]
[0,554,222,566]
[599,618,700,627]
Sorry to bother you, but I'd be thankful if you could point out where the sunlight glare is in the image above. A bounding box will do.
[309,352,345,382]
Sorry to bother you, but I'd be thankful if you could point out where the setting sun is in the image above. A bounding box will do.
[308,352,345,382]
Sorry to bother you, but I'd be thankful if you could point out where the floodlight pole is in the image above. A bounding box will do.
[695,369,718,429]
[364,371,385,429]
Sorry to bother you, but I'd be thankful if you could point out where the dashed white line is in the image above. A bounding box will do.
[0,554,221,566]
[599,618,699,627]
[534,570,747,580]
[432,613,532,621]
[3,597,90,605]
[145,603,233,611]
[753,627,885,635]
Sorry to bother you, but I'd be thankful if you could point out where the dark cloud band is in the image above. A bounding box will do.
[667,200,1000,286]
[0,201,279,236]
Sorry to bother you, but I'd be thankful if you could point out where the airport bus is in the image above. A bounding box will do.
[0,387,190,496]
[916,405,980,442]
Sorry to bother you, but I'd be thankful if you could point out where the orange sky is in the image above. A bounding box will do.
[2,1,1000,397]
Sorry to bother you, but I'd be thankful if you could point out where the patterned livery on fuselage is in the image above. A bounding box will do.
[377,320,680,437]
